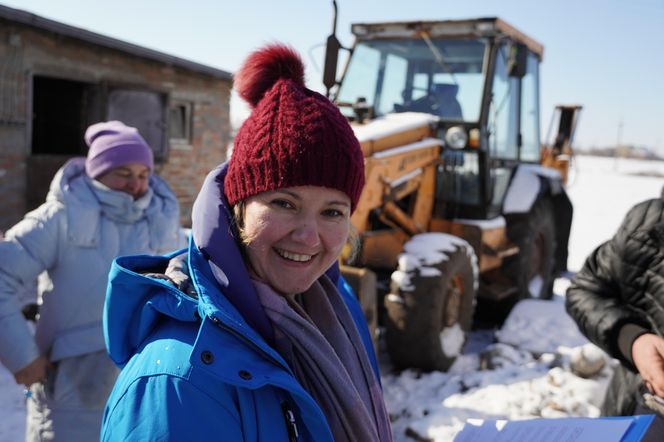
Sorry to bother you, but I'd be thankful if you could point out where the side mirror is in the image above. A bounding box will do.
[507,43,528,78]
[323,34,341,96]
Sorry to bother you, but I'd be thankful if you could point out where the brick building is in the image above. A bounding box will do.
[0,5,232,230]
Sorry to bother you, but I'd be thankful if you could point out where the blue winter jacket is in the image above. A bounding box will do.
[101,164,379,441]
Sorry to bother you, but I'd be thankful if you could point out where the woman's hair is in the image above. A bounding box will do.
[231,201,360,263]
[232,201,250,245]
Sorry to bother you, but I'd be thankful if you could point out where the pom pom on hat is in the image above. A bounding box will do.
[84,121,154,179]
[224,43,365,211]
[234,44,305,108]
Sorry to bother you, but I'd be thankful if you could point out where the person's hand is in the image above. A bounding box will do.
[13,355,50,387]
[633,333,664,397]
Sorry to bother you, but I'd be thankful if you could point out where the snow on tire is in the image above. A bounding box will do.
[385,233,478,371]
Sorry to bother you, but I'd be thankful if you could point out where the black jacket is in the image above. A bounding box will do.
[566,191,664,416]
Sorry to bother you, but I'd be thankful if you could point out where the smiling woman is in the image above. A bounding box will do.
[238,187,351,296]
[100,43,393,442]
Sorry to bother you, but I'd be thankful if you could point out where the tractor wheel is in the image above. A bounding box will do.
[384,234,477,371]
[504,198,557,300]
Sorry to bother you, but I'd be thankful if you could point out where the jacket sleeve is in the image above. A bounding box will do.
[0,204,61,373]
[565,200,655,367]
[101,375,244,441]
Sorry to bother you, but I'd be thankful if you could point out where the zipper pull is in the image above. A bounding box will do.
[281,401,299,442]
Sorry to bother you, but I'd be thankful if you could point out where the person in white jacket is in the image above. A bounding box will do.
[0,120,181,441]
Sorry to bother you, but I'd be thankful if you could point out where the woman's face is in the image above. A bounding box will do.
[241,186,351,296]
[96,163,150,199]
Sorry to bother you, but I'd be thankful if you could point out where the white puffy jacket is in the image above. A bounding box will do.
[0,158,181,373]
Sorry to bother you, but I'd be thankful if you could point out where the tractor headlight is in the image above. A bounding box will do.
[444,126,468,150]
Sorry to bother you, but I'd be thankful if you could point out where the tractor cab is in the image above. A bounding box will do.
[326,18,545,221]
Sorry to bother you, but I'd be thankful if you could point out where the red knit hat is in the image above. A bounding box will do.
[224,44,365,212]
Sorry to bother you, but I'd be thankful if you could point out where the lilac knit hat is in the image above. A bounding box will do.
[84,120,154,179]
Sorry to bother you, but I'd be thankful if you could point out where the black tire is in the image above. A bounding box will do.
[384,236,477,371]
[504,198,557,300]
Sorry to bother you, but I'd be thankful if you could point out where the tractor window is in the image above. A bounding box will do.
[336,44,380,108]
[519,52,541,162]
[337,38,487,122]
[412,73,429,101]
[488,44,519,160]
[376,54,408,115]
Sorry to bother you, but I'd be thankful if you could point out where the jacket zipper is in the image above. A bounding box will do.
[210,315,301,441]
[281,401,299,442]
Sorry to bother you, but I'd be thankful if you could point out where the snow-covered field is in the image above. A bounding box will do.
[382,155,664,441]
[1,155,663,441]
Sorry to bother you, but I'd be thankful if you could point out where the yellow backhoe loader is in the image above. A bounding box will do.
[323,6,582,371]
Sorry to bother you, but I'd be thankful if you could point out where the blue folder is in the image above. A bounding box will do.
[454,414,655,441]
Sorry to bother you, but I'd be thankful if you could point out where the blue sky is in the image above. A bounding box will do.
[3,0,663,152]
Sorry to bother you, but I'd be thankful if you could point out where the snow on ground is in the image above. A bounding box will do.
[382,293,616,442]
[381,155,664,441]
[565,156,664,271]
[0,367,27,441]
[1,155,663,441]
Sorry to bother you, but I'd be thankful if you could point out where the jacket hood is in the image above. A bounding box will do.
[104,251,199,367]
[46,157,98,208]
[47,157,180,250]
[103,237,278,369]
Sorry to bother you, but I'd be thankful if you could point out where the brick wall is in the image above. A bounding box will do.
[0,20,231,231]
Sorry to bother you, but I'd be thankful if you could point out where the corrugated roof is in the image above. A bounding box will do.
[0,4,232,80]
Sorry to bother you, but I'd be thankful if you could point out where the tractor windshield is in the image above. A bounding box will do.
[337,38,487,122]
